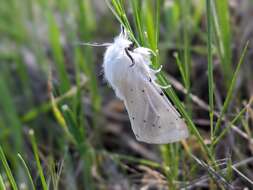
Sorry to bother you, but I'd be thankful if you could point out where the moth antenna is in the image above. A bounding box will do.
[120,25,125,35]
[75,42,112,47]
[120,25,128,39]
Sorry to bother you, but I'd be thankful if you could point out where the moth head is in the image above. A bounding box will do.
[127,42,135,51]
[114,34,135,51]
[112,26,135,51]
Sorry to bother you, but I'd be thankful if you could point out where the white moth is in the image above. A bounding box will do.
[103,29,188,144]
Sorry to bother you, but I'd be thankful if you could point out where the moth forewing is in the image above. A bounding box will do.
[122,67,188,144]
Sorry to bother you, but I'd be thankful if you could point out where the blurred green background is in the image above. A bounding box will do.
[0,0,253,189]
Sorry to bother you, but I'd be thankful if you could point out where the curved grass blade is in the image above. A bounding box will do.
[0,146,18,190]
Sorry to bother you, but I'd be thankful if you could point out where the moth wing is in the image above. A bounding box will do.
[122,72,188,144]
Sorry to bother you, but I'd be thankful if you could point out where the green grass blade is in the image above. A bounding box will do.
[101,150,166,170]
[76,0,101,111]
[106,0,139,45]
[179,0,191,92]
[130,0,144,44]
[61,106,94,189]
[213,41,249,137]
[47,10,71,93]
[0,146,18,190]
[155,1,160,50]
[160,144,179,189]
[212,0,232,84]
[61,105,85,145]
[48,156,64,190]
[178,0,192,115]
[143,0,157,51]
[206,0,214,140]
[0,173,6,190]
[29,130,48,190]
[17,154,36,190]
[21,78,87,122]
[50,93,74,142]
[213,106,248,146]
[142,0,161,66]
[0,74,23,153]
[174,52,187,87]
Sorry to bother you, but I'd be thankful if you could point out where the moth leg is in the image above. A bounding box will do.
[150,65,163,74]
[153,81,171,89]
[124,48,135,67]
[145,71,169,89]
